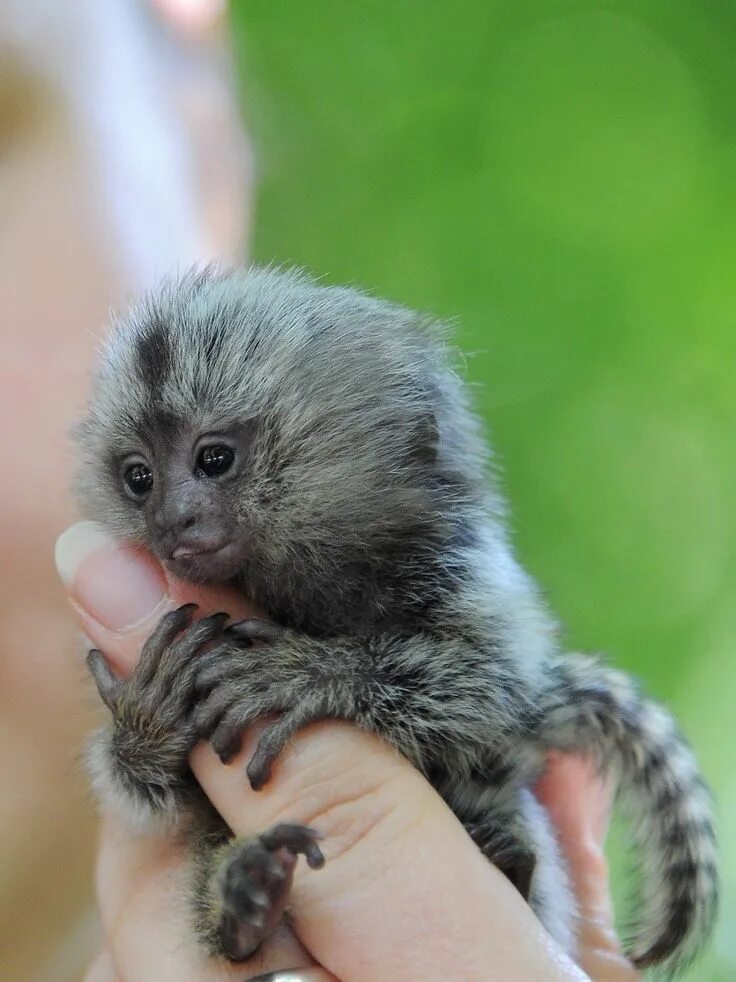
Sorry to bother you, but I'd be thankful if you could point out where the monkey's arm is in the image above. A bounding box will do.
[86,605,230,826]
[191,618,529,791]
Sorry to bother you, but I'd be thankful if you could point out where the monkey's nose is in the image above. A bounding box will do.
[153,504,198,534]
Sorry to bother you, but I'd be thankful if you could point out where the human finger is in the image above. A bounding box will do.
[536,752,641,981]
[55,522,259,676]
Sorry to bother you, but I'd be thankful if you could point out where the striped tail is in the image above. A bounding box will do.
[538,654,718,974]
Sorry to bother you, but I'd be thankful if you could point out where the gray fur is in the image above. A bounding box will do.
[77,265,718,972]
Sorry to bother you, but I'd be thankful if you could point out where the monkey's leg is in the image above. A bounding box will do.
[86,604,229,824]
[192,823,324,961]
[447,779,576,956]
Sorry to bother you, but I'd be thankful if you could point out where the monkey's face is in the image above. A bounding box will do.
[114,422,255,583]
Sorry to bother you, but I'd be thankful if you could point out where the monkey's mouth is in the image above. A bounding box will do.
[171,541,227,561]
[165,540,244,583]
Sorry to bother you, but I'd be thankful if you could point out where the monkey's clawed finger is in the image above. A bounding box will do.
[87,649,122,711]
[196,694,274,762]
[193,647,247,692]
[246,704,325,791]
[224,618,283,644]
[259,824,325,870]
[192,685,241,738]
[159,611,231,679]
[136,603,199,685]
[211,720,245,765]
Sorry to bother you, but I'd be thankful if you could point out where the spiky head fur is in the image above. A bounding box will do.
[76,266,496,634]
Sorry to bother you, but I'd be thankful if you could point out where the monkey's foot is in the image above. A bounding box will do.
[215,824,324,962]
[193,620,332,790]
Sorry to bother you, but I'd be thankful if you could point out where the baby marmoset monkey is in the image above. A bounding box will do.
[77,266,717,972]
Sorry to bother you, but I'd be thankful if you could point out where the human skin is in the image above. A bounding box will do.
[56,523,640,981]
[0,3,247,975]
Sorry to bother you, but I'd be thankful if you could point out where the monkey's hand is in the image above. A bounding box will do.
[192,619,518,793]
[192,619,348,791]
[86,604,229,823]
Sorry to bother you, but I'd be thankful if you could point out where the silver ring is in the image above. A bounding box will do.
[248,972,333,982]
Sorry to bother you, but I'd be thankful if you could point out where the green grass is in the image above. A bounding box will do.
[231,3,735,976]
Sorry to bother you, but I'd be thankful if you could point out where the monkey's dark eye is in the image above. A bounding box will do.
[123,463,153,499]
[197,444,235,478]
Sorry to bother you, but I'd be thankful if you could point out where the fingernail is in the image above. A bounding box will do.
[55,522,168,630]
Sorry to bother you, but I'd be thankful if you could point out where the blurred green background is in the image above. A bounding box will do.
[231,3,733,977]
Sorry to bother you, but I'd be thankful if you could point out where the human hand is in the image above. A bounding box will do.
[57,522,639,981]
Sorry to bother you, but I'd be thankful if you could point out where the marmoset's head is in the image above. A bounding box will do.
[76,266,489,629]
